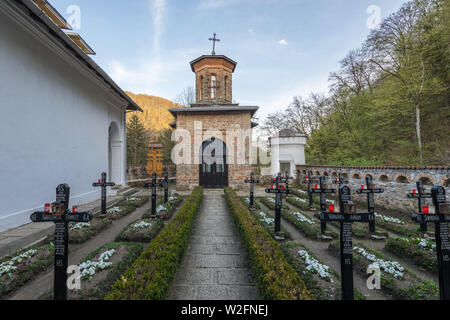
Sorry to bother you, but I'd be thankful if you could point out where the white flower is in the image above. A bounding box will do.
[70,222,90,231]
[107,207,122,214]
[374,213,405,225]
[126,197,140,202]
[268,198,276,204]
[157,205,167,213]
[258,212,274,225]
[295,197,307,203]
[298,250,333,282]
[297,190,307,194]
[132,221,152,230]
[78,249,116,280]
[354,246,404,279]
[0,249,37,277]
[293,212,315,225]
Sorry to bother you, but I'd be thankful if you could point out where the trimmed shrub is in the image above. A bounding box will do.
[224,187,313,300]
[385,238,437,273]
[116,219,164,243]
[116,196,150,208]
[105,187,203,300]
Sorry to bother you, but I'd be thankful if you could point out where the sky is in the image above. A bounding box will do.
[51,0,407,121]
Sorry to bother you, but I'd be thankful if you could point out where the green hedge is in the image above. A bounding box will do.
[385,238,437,273]
[260,197,290,211]
[224,187,312,300]
[105,187,203,300]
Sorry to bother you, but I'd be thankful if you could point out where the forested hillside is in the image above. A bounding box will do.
[262,0,449,166]
[126,92,180,132]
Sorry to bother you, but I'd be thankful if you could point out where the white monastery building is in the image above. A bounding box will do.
[0,0,142,232]
[270,129,307,179]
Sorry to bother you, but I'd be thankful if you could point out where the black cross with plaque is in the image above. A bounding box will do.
[265,173,290,233]
[408,180,433,233]
[158,171,176,204]
[302,171,316,209]
[319,185,374,300]
[145,173,165,216]
[311,176,337,235]
[244,172,260,207]
[411,185,450,300]
[92,172,116,218]
[356,176,384,234]
[30,184,91,300]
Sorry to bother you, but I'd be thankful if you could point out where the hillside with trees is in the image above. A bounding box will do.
[261,0,449,166]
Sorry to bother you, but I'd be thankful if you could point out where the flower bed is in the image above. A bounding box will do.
[328,241,439,300]
[142,194,183,220]
[106,187,203,300]
[116,218,164,243]
[69,217,113,244]
[116,195,150,208]
[385,237,437,273]
[224,188,312,300]
[0,244,53,298]
[54,242,143,300]
[241,197,262,210]
[250,205,292,240]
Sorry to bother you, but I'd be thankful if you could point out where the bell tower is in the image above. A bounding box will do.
[190,34,237,105]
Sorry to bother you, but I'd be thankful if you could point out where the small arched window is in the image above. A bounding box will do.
[211,75,217,99]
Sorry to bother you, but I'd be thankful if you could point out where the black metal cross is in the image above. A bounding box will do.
[209,33,220,55]
[319,185,375,300]
[265,173,290,233]
[408,180,433,233]
[244,172,260,207]
[145,173,165,216]
[30,184,91,300]
[302,170,316,209]
[311,176,337,235]
[411,185,450,300]
[356,175,384,234]
[158,171,176,204]
[92,172,115,218]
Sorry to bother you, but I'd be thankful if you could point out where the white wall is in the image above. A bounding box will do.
[0,10,126,232]
[271,136,306,178]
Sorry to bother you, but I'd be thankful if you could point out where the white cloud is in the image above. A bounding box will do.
[199,0,227,9]
[151,0,167,52]
[248,28,254,35]
[278,39,288,46]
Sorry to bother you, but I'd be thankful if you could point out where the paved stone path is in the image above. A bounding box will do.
[169,190,260,300]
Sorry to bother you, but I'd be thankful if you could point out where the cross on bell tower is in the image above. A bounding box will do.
[209,33,220,55]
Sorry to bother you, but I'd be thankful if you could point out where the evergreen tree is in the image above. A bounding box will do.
[127,114,150,168]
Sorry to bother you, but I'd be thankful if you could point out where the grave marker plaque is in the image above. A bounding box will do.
[244,172,260,207]
[30,184,92,300]
[92,172,116,217]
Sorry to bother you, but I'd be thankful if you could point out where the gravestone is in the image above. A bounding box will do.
[145,173,165,216]
[410,185,450,300]
[356,175,384,235]
[30,184,91,300]
[319,185,375,300]
[92,172,115,218]
[311,176,336,235]
[302,170,317,210]
[408,181,433,234]
[244,172,260,207]
[159,171,176,204]
[265,172,290,235]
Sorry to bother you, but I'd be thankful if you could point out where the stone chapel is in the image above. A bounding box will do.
[170,46,260,190]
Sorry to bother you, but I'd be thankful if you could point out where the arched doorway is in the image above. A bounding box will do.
[109,122,122,184]
[200,138,228,188]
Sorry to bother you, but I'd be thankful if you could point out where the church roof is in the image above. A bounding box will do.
[5,0,142,112]
[169,105,259,118]
[190,55,237,72]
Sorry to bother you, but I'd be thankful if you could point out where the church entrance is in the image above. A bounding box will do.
[200,138,228,188]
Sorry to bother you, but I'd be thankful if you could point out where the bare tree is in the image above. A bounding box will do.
[174,86,196,107]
